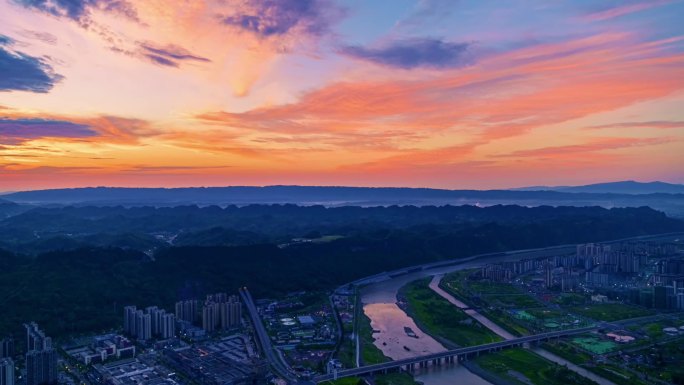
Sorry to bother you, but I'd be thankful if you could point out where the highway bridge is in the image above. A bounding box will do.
[239,287,298,384]
[314,326,597,383]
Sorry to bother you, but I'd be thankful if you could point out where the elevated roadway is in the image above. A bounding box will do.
[315,326,597,383]
[239,287,298,384]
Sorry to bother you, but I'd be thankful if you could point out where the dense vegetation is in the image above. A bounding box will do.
[357,311,389,365]
[440,270,536,336]
[400,279,501,347]
[0,204,682,340]
[541,341,650,385]
[475,348,599,385]
[0,204,681,254]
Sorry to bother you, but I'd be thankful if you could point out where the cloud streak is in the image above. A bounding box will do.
[396,0,461,30]
[0,118,96,144]
[0,35,63,93]
[583,0,673,22]
[140,42,210,67]
[15,0,140,24]
[219,0,338,39]
[0,107,158,146]
[17,30,58,45]
[144,54,177,67]
[495,137,673,158]
[341,38,474,69]
[587,121,684,130]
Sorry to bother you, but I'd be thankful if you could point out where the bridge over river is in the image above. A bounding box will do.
[314,326,597,383]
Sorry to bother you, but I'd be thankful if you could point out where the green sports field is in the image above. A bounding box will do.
[571,336,618,354]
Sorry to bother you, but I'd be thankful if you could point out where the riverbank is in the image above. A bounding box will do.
[399,278,502,347]
[358,311,391,365]
[428,275,516,340]
[463,361,517,385]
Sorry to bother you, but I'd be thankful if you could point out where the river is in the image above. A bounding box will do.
[413,362,494,385]
[359,258,619,385]
[361,261,495,385]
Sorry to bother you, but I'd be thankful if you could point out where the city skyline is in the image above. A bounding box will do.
[1,0,683,190]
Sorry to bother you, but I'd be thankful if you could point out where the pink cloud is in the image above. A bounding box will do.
[583,1,673,22]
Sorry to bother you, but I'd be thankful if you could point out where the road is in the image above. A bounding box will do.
[239,288,297,384]
[354,290,361,368]
[329,294,343,362]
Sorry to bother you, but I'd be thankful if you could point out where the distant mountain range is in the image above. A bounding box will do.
[512,180,684,194]
[4,181,683,205]
[2,181,684,218]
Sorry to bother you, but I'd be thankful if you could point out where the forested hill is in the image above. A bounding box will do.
[0,199,29,219]
[0,204,681,254]
[0,204,683,338]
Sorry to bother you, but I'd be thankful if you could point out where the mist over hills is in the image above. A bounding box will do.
[0,199,30,219]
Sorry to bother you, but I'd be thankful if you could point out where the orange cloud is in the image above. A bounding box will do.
[194,33,684,155]
[81,116,157,144]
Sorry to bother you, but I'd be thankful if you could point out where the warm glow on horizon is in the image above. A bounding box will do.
[1,0,683,190]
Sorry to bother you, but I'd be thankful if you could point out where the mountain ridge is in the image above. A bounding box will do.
[2,182,683,220]
[512,180,684,194]
[5,181,684,204]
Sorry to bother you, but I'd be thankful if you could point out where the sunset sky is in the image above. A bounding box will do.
[1,0,683,191]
